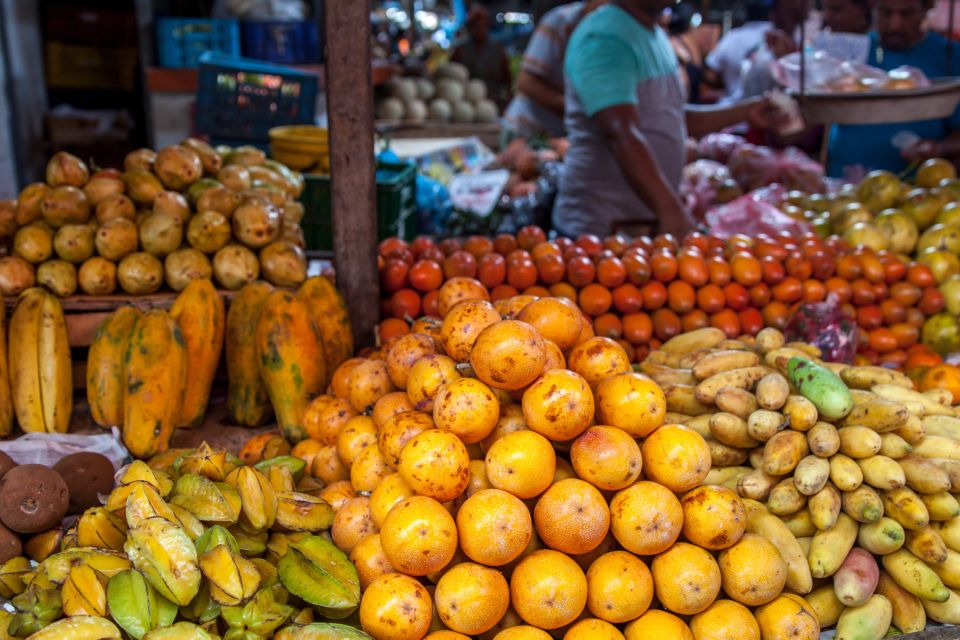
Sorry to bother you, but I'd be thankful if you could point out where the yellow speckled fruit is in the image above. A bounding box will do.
[493,294,538,319]
[398,429,470,502]
[330,496,378,555]
[521,369,594,442]
[470,320,546,391]
[425,632,470,640]
[318,480,356,512]
[563,618,624,640]
[651,542,722,615]
[331,357,365,399]
[457,489,533,567]
[515,297,583,351]
[302,395,357,445]
[370,472,415,528]
[440,299,501,362]
[510,549,587,630]
[534,478,609,555]
[337,415,378,467]
[586,550,653,623]
[718,533,787,607]
[566,337,632,388]
[360,572,433,640]
[641,424,711,493]
[482,404,529,453]
[680,485,747,551]
[610,481,683,556]
[465,459,493,498]
[754,593,820,640]
[348,359,396,413]
[437,276,490,317]
[384,332,436,389]
[290,439,324,469]
[435,562,510,635]
[349,533,395,590]
[312,443,349,485]
[381,495,458,576]
[372,391,415,428]
[491,626,551,640]
[485,430,556,499]
[689,599,761,640]
[350,444,393,493]
[379,410,435,469]
[624,609,693,640]
[434,377,500,444]
[594,372,666,438]
[406,354,460,413]
[570,426,642,491]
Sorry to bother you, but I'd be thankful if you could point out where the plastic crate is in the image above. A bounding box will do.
[156,18,240,68]
[241,20,322,64]
[300,162,417,252]
[194,52,318,146]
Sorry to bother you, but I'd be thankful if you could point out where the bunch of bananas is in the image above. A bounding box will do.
[642,326,960,636]
[0,442,369,640]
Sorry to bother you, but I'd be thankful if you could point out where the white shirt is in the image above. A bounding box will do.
[706,21,772,103]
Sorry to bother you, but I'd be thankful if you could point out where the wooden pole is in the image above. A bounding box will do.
[325,2,379,349]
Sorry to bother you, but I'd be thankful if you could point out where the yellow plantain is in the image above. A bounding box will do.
[37,289,72,432]
[8,289,45,432]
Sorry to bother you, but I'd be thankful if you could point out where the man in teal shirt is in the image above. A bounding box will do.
[827,0,960,178]
[553,0,775,238]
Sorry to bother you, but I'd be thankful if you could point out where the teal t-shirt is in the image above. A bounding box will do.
[826,32,960,178]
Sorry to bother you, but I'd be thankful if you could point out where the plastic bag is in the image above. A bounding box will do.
[773,51,929,92]
[704,185,812,238]
[785,296,860,363]
[1,429,129,468]
[728,144,825,192]
[696,133,748,164]
[680,160,742,218]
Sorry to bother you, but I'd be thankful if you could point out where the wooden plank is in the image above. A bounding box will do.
[325,4,379,349]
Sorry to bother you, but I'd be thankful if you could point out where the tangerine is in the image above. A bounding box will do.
[380,495,458,576]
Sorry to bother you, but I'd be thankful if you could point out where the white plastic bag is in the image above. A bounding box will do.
[1,429,129,469]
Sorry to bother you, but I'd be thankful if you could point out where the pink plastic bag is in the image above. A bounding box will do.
[704,185,812,238]
[728,144,825,192]
[697,133,748,164]
[785,296,860,363]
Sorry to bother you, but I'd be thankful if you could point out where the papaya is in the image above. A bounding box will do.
[170,279,225,428]
[0,296,11,436]
[87,306,140,427]
[124,310,187,459]
[226,281,274,427]
[256,291,326,442]
[38,288,73,433]
[297,276,352,386]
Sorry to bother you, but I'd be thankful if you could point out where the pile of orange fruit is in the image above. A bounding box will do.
[377,226,947,370]
[288,291,817,640]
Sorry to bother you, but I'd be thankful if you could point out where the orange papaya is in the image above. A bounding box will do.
[256,290,326,442]
[297,275,353,386]
[170,279,225,428]
[226,280,274,427]
[0,297,12,436]
[87,306,140,428]
[123,309,186,459]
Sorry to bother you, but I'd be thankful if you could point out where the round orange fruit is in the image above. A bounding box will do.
[348,359,397,414]
[490,626,551,640]
[360,572,433,640]
[651,542,722,615]
[337,415,378,466]
[437,276,490,317]
[754,594,820,640]
[369,472,415,528]
[570,426,642,491]
[680,485,746,550]
[586,550,654,623]
[563,618,624,640]
[302,395,357,444]
[380,495,458,576]
[457,489,533,567]
[378,410,435,469]
[623,609,693,640]
[406,354,461,413]
[481,404,528,452]
[350,444,392,493]
[515,297,583,350]
[485,430,556,499]
[434,378,500,444]
[331,496,378,555]
[533,478,610,555]
[717,533,787,606]
[398,429,470,503]
[440,299,501,362]
[609,481,682,556]
[470,319,547,391]
[689,599,761,640]
[521,369,594,442]
[384,332,437,389]
[510,549,587,630]
[594,373,665,437]
[349,533,396,589]
[640,424,710,493]
[566,337,632,388]
[435,562,511,635]
[372,392,414,428]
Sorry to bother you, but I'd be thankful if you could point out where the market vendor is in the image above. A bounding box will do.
[452,6,513,110]
[826,0,960,178]
[552,0,778,238]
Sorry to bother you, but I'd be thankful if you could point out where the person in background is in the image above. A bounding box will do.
[452,6,513,109]
[553,0,782,238]
[821,0,873,34]
[826,0,960,177]
[666,3,712,103]
[503,1,591,140]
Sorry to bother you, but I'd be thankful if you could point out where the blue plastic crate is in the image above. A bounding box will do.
[194,52,318,146]
[156,18,240,68]
[241,20,321,64]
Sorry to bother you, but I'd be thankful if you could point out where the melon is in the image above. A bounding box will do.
[452,100,476,123]
[429,98,452,122]
[465,79,487,103]
[436,62,469,82]
[437,78,465,104]
[405,99,428,123]
[475,99,499,123]
[416,78,436,101]
[389,77,417,102]
[377,97,405,120]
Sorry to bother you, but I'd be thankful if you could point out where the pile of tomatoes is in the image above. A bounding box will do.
[377,226,947,369]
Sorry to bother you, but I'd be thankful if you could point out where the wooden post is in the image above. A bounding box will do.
[325,3,379,349]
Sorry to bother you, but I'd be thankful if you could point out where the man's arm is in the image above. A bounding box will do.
[903,131,960,161]
[593,104,697,236]
[516,70,565,114]
[685,97,765,138]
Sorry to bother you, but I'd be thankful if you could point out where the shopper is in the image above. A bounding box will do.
[553,0,778,238]
[826,0,960,178]
[451,6,513,110]
[502,2,589,140]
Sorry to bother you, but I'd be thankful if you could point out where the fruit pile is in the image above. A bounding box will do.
[376,228,954,368]
[0,144,308,298]
[64,275,350,456]
[643,326,960,635]
[251,289,826,640]
[0,443,367,639]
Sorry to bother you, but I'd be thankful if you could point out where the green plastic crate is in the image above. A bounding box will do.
[299,161,417,252]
